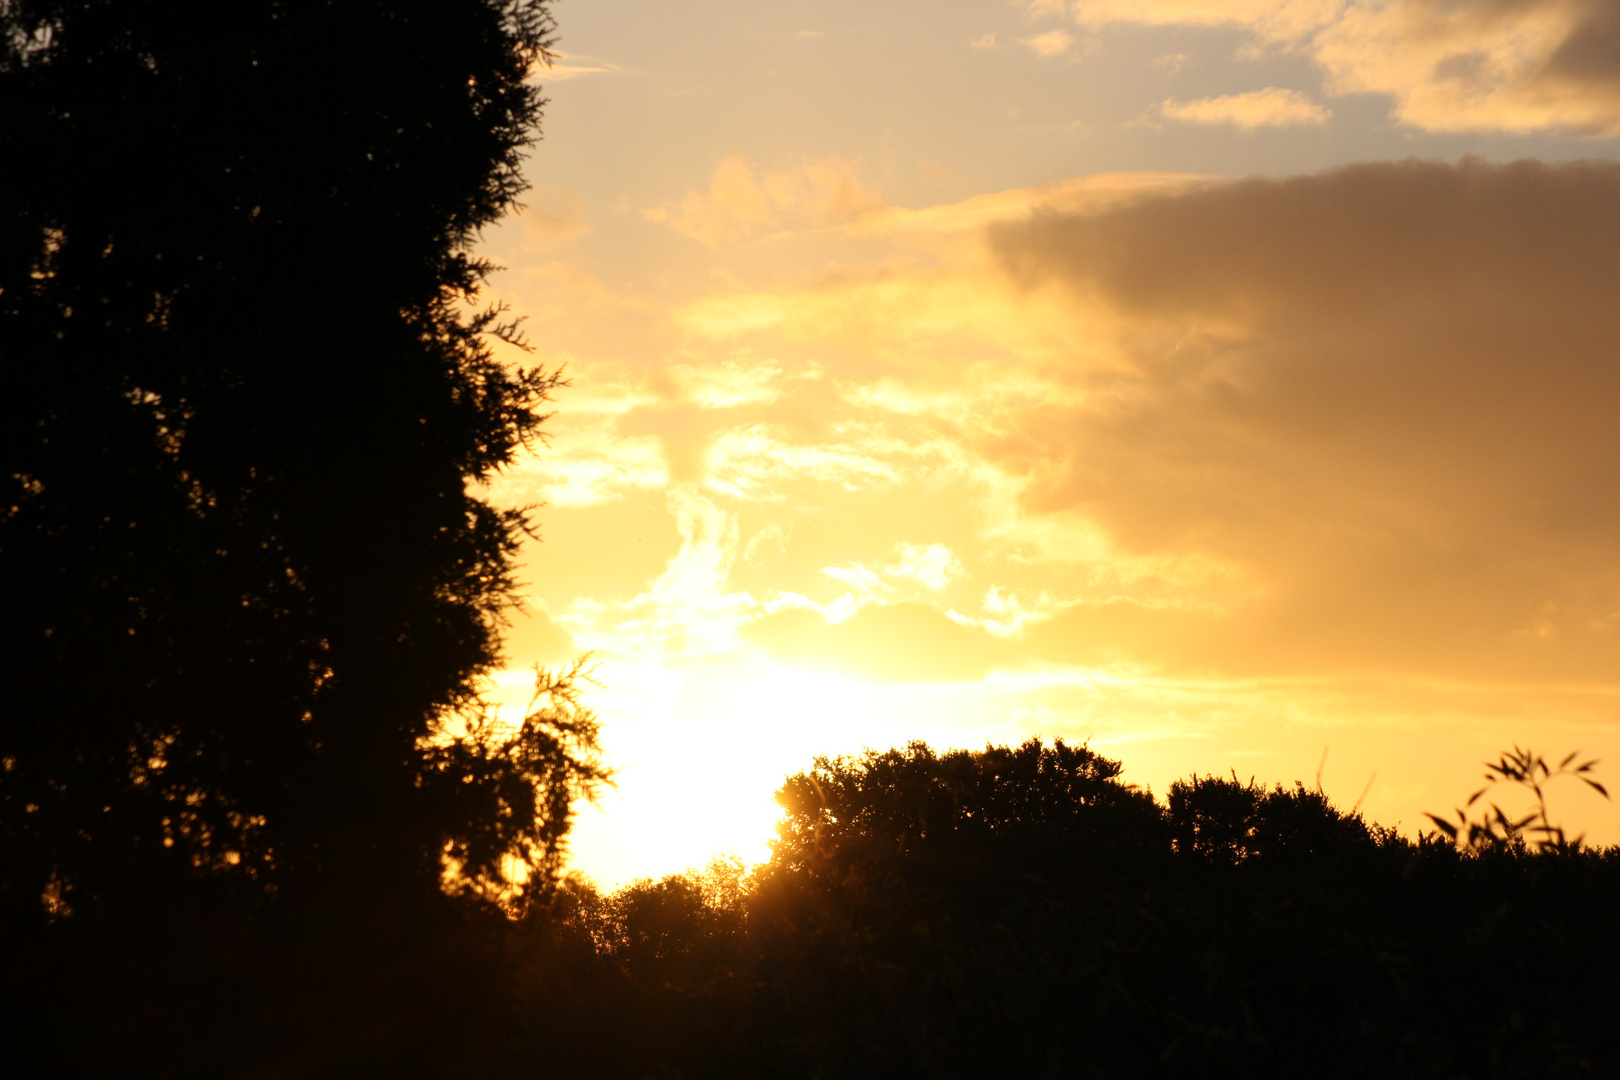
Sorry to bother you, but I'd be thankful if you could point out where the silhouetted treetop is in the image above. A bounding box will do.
[1168,773,1379,864]
[773,738,1166,870]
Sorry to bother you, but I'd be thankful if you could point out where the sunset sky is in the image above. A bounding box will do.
[472,0,1620,887]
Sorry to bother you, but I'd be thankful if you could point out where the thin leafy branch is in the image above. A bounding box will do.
[1425,745,1609,852]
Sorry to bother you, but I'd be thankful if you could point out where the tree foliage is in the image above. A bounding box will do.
[0,3,608,1072]
[1167,772,1379,863]
[0,0,576,920]
[425,659,611,911]
[774,737,1164,872]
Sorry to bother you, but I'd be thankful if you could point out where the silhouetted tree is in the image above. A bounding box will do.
[1,0,576,926]
[1167,772,1378,863]
[0,4,609,1073]
[773,737,1166,874]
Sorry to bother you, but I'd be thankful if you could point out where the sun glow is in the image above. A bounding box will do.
[500,657,1021,887]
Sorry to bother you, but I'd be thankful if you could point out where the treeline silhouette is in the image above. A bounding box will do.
[512,739,1620,1080]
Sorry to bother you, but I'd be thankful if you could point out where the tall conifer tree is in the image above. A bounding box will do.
[0,0,596,923]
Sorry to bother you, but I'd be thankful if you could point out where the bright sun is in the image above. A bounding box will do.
[491,655,1042,888]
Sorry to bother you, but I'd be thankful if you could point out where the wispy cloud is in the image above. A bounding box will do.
[644,155,884,245]
[885,543,965,592]
[1023,28,1075,57]
[1156,87,1331,128]
[531,51,621,82]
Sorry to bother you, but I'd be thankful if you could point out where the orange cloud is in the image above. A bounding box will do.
[530,51,621,82]
[991,157,1620,679]
[644,155,884,245]
[493,159,1620,758]
[1156,87,1331,128]
[1062,0,1620,135]
[1060,0,1340,41]
[1023,29,1075,57]
[743,602,1022,683]
[1315,0,1620,135]
[516,186,590,248]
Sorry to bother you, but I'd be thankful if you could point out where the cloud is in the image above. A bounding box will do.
[644,155,884,245]
[742,601,1022,682]
[885,543,965,591]
[1024,0,1074,18]
[743,520,792,565]
[849,172,1208,237]
[704,423,933,500]
[1063,0,1340,39]
[498,160,1620,696]
[1023,29,1076,57]
[484,374,668,509]
[516,186,590,248]
[643,156,774,246]
[1313,0,1620,135]
[822,563,885,595]
[532,51,621,82]
[1063,0,1620,135]
[556,485,756,661]
[990,157,1620,679]
[1156,87,1331,127]
[655,356,785,409]
[970,32,999,50]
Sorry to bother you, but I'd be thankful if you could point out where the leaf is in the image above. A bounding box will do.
[1582,778,1609,799]
[1560,750,1579,770]
[1424,813,1458,840]
[1466,786,1489,807]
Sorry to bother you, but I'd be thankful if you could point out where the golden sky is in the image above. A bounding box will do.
[473,0,1620,886]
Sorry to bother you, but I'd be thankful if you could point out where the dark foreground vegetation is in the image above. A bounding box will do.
[6,1,1620,1077]
[17,735,1620,1078]
[510,740,1620,1080]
